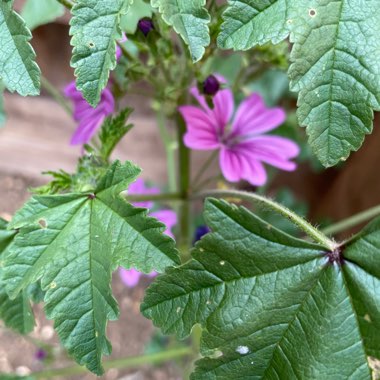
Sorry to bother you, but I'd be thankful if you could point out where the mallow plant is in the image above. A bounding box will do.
[0,0,379,379]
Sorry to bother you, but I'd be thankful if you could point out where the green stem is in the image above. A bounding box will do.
[56,0,73,9]
[40,76,72,116]
[124,192,182,203]
[156,110,178,192]
[322,204,380,236]
[177,112,192,259]
[192,151,218,189]
[193,189,338,251]
[33,347,192,379]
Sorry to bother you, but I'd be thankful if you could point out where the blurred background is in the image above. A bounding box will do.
[1,1,380,379]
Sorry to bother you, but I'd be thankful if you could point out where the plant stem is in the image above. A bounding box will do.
[322,204,380,236]
[40,76,72,116]
[177,112,192,259]
[124,192,182,203]
[156,110,178,192]
[192,151,218,189]
[33,347,192,379]
[193,189,338,251]
[56,0,73,9]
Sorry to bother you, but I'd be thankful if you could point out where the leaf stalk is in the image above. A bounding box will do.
[193,189,338,251]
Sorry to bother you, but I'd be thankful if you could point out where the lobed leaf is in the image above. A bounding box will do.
[151,0,210,62]
[3,161,180,375]
[0,1,40,96]
[218,0,380,167]
[0,219,34,334]
[142,198,380,379]
[70,0,131,107]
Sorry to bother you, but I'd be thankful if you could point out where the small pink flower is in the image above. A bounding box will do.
[119,179,177,287]
[179,76,299,186]
[64,81,115,145]
[119,268,156,287]
[127,179,160,209]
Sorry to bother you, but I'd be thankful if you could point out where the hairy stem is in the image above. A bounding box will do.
[40,76,72,116]
[193,189,338,251]
[33,347,192,379]
[322,204,380,236]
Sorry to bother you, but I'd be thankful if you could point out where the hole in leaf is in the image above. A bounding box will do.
[88,41,95,48]
[309,8,317,17]
[38,219,47,228]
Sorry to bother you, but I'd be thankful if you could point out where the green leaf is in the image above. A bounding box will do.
[151,0,210,62]
[70,0,131,107]
[99,108,134,161]
[3,161,179,375]
[218,1,380,167]
[142,198,380,379]
[21,0,65,31]
[0,219,34,334]
[0,1,40,96]
[120,0,153,34]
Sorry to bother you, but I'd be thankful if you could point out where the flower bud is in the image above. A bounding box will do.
[202,75,220,96]
[138,18,154,36]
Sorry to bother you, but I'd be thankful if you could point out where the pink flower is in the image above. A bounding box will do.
[119,179,177,287]
[119,268,156,288]
[179,76,299,186]
[64,81,115,145]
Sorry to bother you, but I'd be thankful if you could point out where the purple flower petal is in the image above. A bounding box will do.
[119,268,142,287]
[128,178,160,209]
[220,146,268,186]
[240,136,300,171]
[151,209,177,239]
[231,93,286,137]
[64,81,115,145]
[70,116,104,145]
[211,87,234,132]
[189,82,234,135]
[179,105,220,150]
